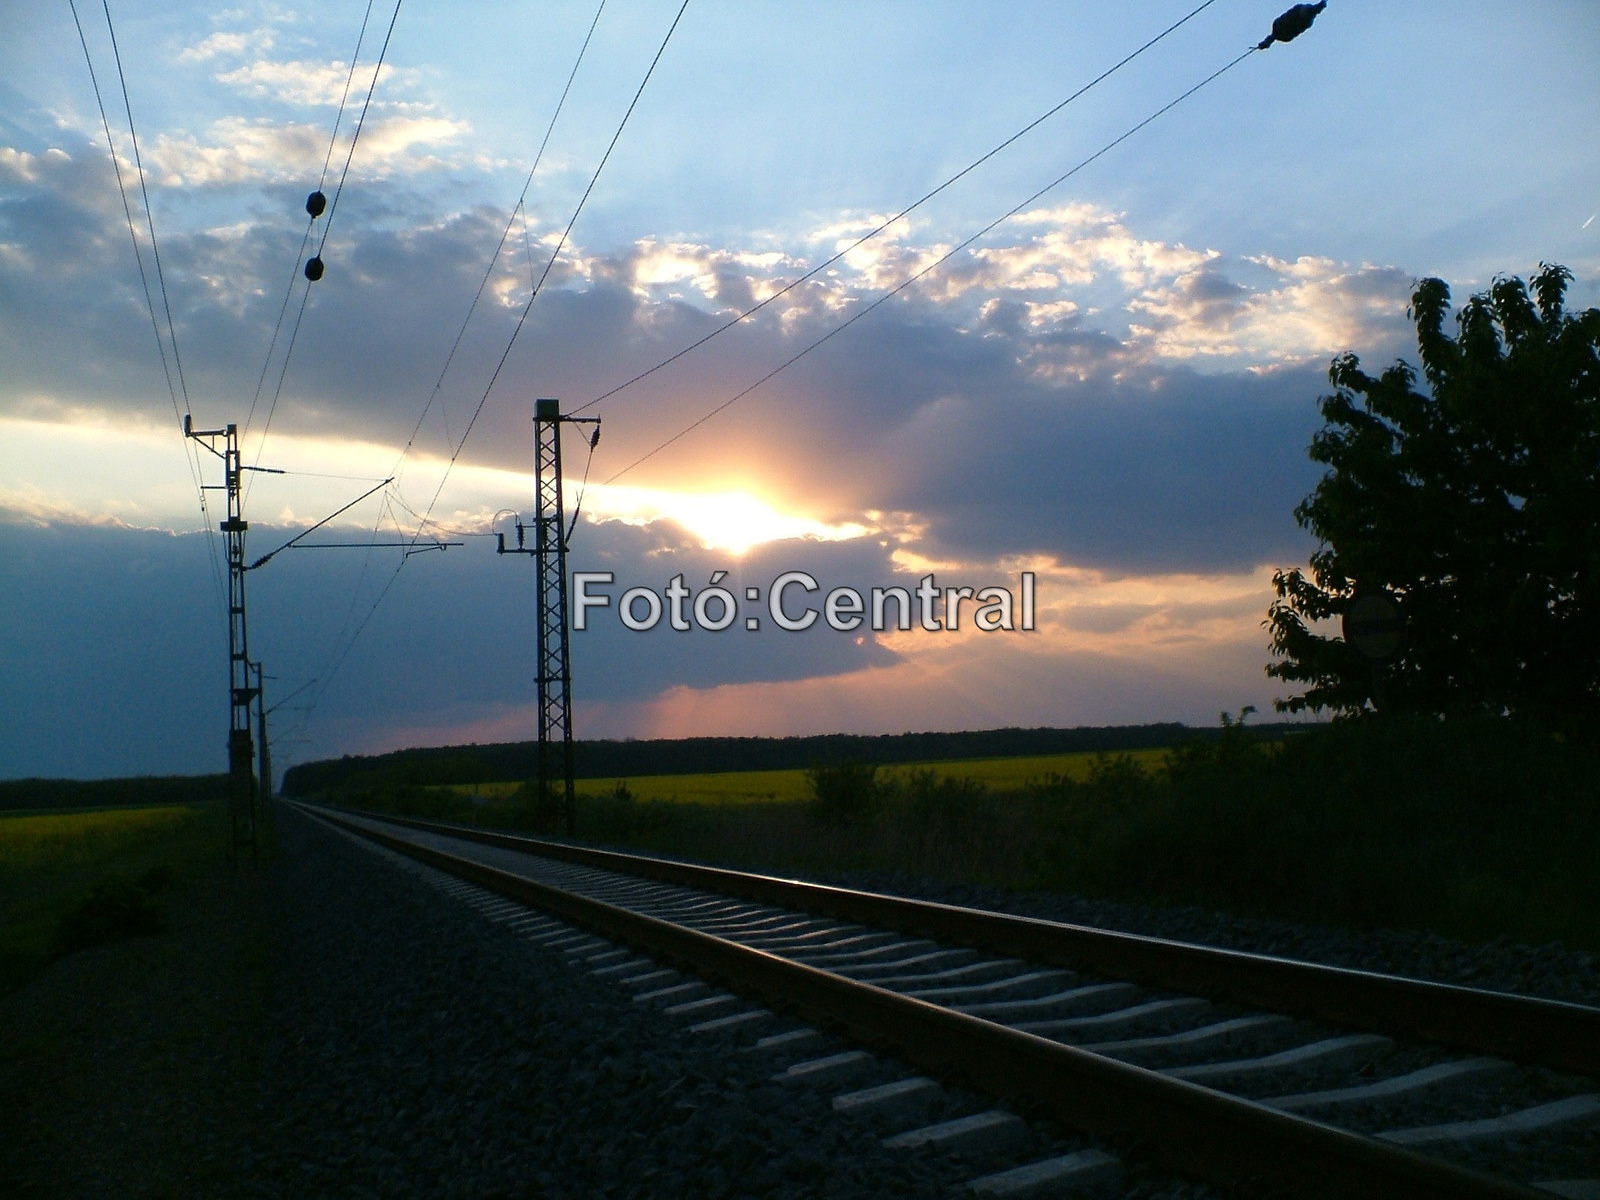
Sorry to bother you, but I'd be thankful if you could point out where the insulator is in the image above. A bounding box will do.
[304,256,325,282]
[1258,1,1326,49]
[305,190,327,218]
[590,427,601,449]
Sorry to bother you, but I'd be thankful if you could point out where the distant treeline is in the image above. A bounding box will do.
[280,723,1301,796]
[0,774,229,813]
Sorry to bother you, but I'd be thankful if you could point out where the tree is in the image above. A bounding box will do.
[1266,264,1600,724]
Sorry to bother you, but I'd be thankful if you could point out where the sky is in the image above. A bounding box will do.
[2,0,1597,779]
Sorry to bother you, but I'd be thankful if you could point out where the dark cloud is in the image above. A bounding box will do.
[0,517,918,778]
[1171,262,1251,329]
[0,522,218,778]
[872,360,1329,572]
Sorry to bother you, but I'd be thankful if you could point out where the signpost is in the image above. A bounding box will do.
[1342,591,1404,711]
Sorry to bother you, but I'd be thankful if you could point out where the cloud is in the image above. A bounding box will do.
[589,485,870,554]
[0,488,139,529]
[961,203,1214,294]
[1129,256,1414,363]
[178,30,272,62]
[215,59,405,107]
[1,145,1413,579]
[0,512,1292,777]
[0,146,71,186]
[145,114,468,186]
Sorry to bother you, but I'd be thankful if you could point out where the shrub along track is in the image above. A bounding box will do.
[301,803,1600,1199]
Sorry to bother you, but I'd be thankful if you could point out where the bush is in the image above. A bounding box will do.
[509,779,568,834]
[1062,713,1600,946]
[51,865,172,956]
[806,763,881,827]
[317,714,1600,950]
[1164,707,1267,783]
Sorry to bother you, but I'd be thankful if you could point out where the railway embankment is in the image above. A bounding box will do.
[2,805,962,1198]
[327,715,1600,963]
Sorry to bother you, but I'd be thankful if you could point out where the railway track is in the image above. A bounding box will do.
[297,802,1600,1199]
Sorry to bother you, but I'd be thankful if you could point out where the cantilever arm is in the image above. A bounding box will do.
[247,478,393,570]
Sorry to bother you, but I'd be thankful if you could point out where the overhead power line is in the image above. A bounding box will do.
[298,0,607,724]
[244,0,381,442]
[314,0,405,262]
[603,44,1261,486]
[294,0,686,739]
[402,0,691,556]
[100,0,190,419]
[68,0,226,613]
[247,0,406,495]
[569,0,1223,417]
[68,1,179,423]
[391,0,609,487]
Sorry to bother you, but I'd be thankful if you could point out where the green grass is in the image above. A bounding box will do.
[0,803,231,995]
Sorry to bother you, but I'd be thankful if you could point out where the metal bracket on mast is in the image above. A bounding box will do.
[185,416,259,866]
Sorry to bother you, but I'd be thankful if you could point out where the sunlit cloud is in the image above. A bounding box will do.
[585,485,872,555]
[576,567,1280,742]
[364,554,1286,753]
[0,412,887,566]
[569,205,1411,377]
[1127,256,1412,363]
[178,29,275,63]
[215,59,405,108]
[146,114,468,186]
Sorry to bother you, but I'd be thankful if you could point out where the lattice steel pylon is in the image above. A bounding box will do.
[498,399,600,836]
[185,417,259,866]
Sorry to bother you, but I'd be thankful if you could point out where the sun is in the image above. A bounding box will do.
[587,485,869,555]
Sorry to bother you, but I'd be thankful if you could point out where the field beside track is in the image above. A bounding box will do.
[0,803,226,994]
[346,717,1600,954]
[439,746,1174,806]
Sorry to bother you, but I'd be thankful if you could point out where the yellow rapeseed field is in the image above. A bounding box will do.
[441,747,1169,807]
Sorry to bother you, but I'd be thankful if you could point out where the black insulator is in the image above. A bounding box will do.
[590,427,601,449]
[305,190,327,218]
[304,255,325,282]
[1258,1,1326,49]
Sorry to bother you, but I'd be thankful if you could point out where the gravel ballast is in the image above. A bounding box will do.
[248,807,964,1199]
[9,801,1593,1197]
[739,867,1600,1010]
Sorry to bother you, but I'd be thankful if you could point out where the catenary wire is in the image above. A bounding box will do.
[315,490,402,704]
[286,0,608,735]
[296,0,688,740]
[603,46,1258,486]
[400,0,689,557]
[276,0,603,717]
[245,0,380,442]
[568,0,1222,417]
[386,490,496,539]
[102,0,190,418]
[69,2,178,421]
[69,0,226,613]
[248,0,405,499]
[391,0,608,487]
[316,0,404,259]
[566,429,600,542]
[240,0,404,722]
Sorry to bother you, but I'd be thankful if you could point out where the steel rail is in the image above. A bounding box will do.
[324,805,1600,1077]
[306,804,1552,1200]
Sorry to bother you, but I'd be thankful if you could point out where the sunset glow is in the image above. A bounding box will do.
[586,485,871,555]
[3,2,1595,775]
